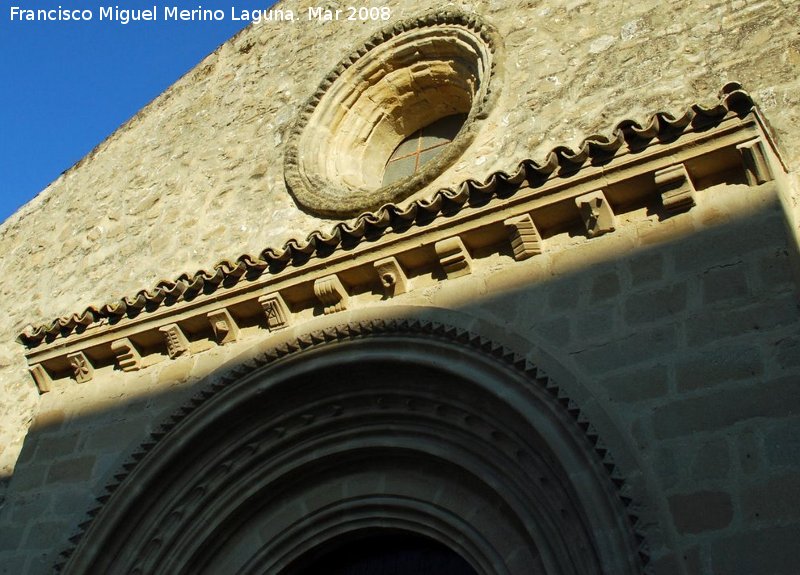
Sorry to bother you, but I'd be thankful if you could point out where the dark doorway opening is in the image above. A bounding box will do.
[283,531,479,575]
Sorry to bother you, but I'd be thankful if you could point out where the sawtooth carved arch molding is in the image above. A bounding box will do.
[284,11,499,218]
[60,320,646,574]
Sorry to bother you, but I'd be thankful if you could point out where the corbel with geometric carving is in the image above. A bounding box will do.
[67,351,93,383]
[207,308,240,345]
[504,214,543,260]
[655,164,696,213]
[575,190,616,237]
[736,138,774,186]
[374,256,409,297]
[435,237,472,279]
[29,364,52,394]
[159,323,191,358]
[111,338,143,372]
[314,275,349,314]
[259,292,292,331]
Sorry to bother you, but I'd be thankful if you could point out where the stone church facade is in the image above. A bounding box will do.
[1,1,798,573]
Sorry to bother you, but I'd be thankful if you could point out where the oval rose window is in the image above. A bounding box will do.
[284,12,498,218]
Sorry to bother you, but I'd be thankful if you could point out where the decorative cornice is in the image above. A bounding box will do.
[19,85,783,394]
[18,84,756,349]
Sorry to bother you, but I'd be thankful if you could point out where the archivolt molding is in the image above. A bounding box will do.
[58,318,651,574]
[19,85,783,393]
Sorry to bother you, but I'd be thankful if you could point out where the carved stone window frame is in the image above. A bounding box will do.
[284,11,500,218]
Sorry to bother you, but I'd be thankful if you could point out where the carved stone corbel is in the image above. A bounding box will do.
[435,237,472,278]
[159,323,191,358]
[736,139,774,186]
[29,364,52,394]
[374,257,409,297]
[259,293,292,331]
[655,164,696,213]
[314,275,349,314]
[504,214,543,260]
[207,308,240,345]
[111,338,143,372]
[575,190,616,237]
[67,351,93,383]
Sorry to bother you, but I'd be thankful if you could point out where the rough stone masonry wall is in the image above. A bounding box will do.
[1,0,798,520]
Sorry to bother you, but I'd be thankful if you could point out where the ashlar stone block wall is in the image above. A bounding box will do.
[1,0,799,478]
[2,178,798,573]
[0,0,799,573]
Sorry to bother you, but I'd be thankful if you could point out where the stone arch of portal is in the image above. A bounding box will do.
[61,317,647,575]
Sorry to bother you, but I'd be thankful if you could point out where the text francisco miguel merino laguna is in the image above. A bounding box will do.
[9,5,394,23]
